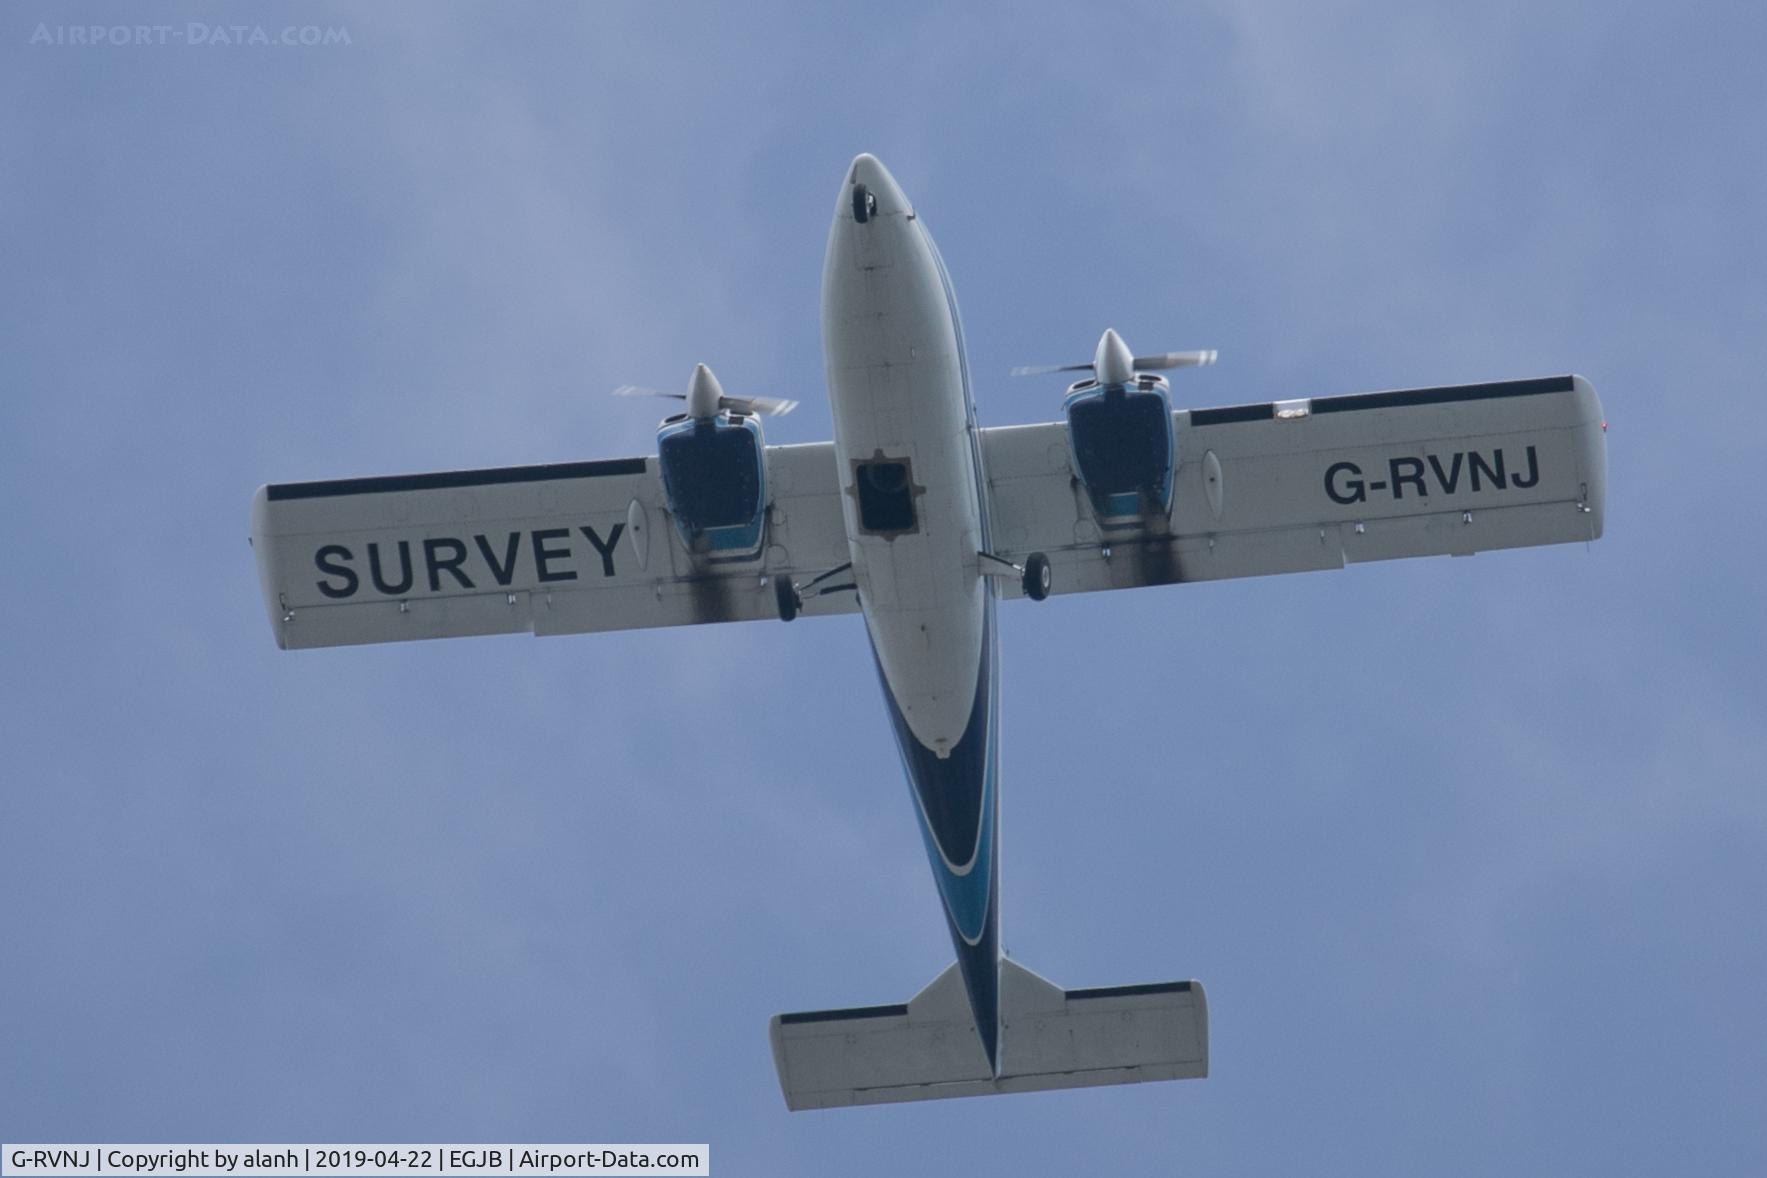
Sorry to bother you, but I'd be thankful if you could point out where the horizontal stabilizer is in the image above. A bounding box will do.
[770,959,1207,1110]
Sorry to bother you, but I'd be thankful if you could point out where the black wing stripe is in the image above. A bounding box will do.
[777,1004,909,1025]
[1189,403,1275,426]
[1309,375,1574,414]
[266,458,647,501]
[1067,980,1194,1000]
[1187,375,1576,427]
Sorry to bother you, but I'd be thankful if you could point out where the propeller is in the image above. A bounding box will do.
[1011,328,1216,385]
[614,363,799,419]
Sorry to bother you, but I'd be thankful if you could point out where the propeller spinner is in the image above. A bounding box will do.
[614,363,799,419]
[1011,328,1216,383]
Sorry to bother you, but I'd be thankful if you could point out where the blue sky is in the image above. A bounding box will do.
[4,2,1764,1174]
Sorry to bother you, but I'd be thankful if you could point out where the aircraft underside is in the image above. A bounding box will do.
[250,152,1606,1110]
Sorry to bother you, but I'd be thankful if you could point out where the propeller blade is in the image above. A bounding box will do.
[1133,350,1218,371]
[721,394,799,417]
[613,384,797,417]
[612,384,686,401]
[1013,334,1218,381]
[1009,363,1095,377]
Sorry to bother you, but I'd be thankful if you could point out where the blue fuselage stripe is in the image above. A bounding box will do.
[872,598,997,941]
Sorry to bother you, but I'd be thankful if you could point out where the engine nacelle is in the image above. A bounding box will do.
[1063,373,1176,526]
[656,410,768,558]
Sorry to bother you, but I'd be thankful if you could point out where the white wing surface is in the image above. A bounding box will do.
[250,443,853,649]
[983,374,1605,595]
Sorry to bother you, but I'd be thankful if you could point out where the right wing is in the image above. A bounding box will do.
[984,374,1605,595]
[250,442,853,650]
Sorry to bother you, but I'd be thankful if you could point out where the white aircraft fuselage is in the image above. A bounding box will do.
[822,155,1003,1066]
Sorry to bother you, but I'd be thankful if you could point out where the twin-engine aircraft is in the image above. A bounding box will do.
[251,154,1607,1110]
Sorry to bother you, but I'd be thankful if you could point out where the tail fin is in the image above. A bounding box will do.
[769,959,1207,1110]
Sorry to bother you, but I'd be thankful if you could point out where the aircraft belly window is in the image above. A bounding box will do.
[855,458,919,535]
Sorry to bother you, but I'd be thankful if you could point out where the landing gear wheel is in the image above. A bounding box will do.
[774,576,802,622]
[1022,552,1051,601]
[852,183,874,223]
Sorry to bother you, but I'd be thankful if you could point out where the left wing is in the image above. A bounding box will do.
[250,442,852,650]
[983,374,1605,595]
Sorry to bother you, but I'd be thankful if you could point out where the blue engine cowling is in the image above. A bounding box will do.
[656,411,767,557]
[1064,374,1176,525]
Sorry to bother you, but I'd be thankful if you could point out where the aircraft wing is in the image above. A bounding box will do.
[250,442,853,650]
[982,374,1606,595]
